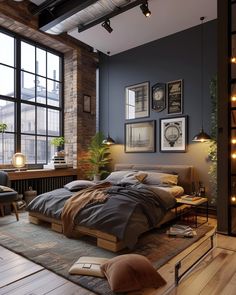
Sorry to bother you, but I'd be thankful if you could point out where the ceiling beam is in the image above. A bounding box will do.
[78,0,146,33]
[37,0,98,32]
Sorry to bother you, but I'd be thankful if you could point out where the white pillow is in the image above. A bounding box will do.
[143,171,178,186]
[0,185,14,192]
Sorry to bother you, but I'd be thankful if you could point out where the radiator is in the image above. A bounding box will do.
[11,175,75,195]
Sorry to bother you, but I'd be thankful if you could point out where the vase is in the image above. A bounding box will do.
[93,175,101,182]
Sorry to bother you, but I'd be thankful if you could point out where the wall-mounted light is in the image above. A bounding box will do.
[102,19,113,33]
[232,139,236,144]
[12,153,26,170]
[140,1,151,17]
[231,57,236,64]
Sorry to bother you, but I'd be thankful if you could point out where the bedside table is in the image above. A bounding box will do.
[175,196,208,228]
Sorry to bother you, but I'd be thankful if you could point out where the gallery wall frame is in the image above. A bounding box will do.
[125,120,156,153]
[167,79,183,114]
[83,94,91,113]
[160,116,188,152]
[125,81,150,120]
[152,83,166,112]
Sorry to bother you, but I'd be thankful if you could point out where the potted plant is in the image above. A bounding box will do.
[85,132,111,181]
[50,137,65,157]
[0,123,7,164]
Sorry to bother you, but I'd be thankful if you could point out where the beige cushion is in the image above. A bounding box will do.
[143,171,178,186]
[0,185,14,193]
[101,254,166,292]
[69,256,109,277]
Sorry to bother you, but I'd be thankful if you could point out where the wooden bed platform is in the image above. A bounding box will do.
[28,212,125,252]
[28,164,195,253]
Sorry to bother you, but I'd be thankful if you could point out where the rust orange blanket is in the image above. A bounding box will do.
[61,182,112,237]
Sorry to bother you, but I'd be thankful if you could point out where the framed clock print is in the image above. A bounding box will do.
[160,116,187,152]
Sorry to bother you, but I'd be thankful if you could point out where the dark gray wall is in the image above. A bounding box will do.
[99,20,217,200]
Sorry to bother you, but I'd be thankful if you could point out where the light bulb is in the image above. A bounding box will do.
[232,139,236,144]
[231,96,236,102]
[232,153,236,159]
[232,196,236,202]
[231,57,236,63]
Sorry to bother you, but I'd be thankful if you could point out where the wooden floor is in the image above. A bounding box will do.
[1,219,236,295]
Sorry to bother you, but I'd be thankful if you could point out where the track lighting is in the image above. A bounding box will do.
[102,19,113,33]
[140,1,151,17]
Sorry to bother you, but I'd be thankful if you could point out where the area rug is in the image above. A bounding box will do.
[0,213,214,295]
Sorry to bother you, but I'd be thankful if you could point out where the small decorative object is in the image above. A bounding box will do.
[198,181,205,197]
[24,186,37,205]
[50,136,65,153]
[12,152,26,170]
[152,83,166,112]
[0,122,7,164]
[160,116,187,152]
[125,120,156,153]
[83,94,91,113]
[167,79,183,114]
[125,81,149,120]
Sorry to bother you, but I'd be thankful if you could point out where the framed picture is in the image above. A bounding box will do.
[83,94,91,113]
[160,116,187,152]
[167,79,183,114]
[125,120,156,153]
[152,83,166,112]
[125,81,149,120]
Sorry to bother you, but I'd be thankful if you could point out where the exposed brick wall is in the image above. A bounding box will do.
[0,0,97,178]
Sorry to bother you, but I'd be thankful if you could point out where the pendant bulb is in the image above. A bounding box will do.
[103,134,115,145]
[192,128,211,142]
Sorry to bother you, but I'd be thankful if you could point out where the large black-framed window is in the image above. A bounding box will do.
[0,27,63,166]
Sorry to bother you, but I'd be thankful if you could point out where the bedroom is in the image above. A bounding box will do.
[0,0,234,294]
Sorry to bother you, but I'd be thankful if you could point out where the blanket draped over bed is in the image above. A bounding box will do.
[27,183,176,248]
[61,182,112,237]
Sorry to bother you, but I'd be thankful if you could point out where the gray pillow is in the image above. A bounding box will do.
[64,180,95,192]
[119,172,147,185]
[105,170,137,184]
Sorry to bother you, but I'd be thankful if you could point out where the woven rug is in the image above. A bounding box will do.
[0,213,214,295]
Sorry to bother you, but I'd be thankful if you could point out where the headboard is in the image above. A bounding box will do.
[114,164,194,194]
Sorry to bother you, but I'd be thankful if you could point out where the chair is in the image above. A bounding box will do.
[0,171,19,221]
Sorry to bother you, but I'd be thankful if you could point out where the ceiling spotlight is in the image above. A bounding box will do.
[102,19,113,33]
[140,1,151,17]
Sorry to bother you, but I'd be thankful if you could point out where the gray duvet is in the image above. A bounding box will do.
[27,183,176,249]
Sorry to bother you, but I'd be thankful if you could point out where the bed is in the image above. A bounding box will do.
[27,164,194,252]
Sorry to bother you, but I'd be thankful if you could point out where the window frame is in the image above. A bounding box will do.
[0,26,64,167]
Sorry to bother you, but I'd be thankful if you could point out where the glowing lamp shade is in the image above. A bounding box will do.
[12,153,26,169]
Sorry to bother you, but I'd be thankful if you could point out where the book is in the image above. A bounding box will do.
[167,224,197,238]
[180,195,202,201]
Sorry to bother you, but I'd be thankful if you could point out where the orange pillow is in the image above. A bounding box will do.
[100,254,166,292]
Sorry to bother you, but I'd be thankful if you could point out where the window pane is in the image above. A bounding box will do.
[21,72,35,102]
[0,100,15,132]
[21,41,35,73]
[37,136,46,163]
[48,137,56,163]
[36,76,46,104]
[0,133,14,164]
[21,135,35,164]
[37,106,46,135]
[21,103,35,134]
[0,32,14,67]
[47,80,60,107]
[0,65,14,97]
[36,48,46,76]
[48,109,59,136]
[47,52,60,80]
